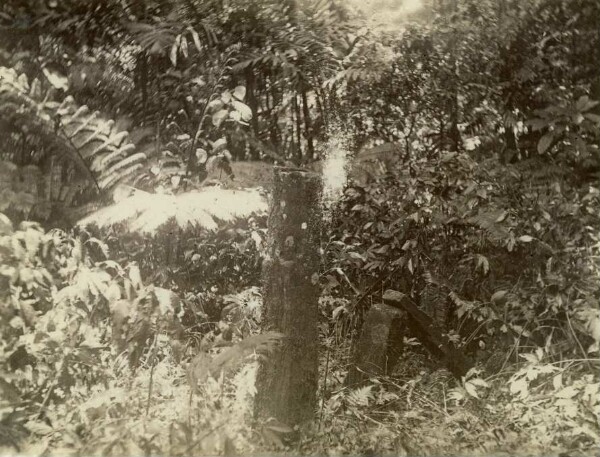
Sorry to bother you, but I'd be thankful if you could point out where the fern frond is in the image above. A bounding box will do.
[467,210,510,243]
[346,385,374,407]
[207,332,284,378]
[187,332,284,389]
[97,152,147,177]
[510,158,568,182]
[0,66,146,193]
[93,144,137,171]
[98,163,145,190]
[78,187,268,233]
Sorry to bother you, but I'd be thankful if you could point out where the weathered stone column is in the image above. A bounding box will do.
[255,167,322,427]
[346,303,405,387]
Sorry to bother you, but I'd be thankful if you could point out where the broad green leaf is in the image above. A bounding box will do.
[464,381,480,398]
[195,148,208,164]
[576,95,599,112]
[470,378,489,388]
[24,420,53,436]
[211,137,227,151]
[520,352,539,364]
[19,267,34,285]
[584,113,600,123]
[221,91,232,104]
[232,100,252,121]
[495,211,508,222]
[507,236,515,252]
[510,377,528,397]
[104,283,121,303]
[526,118,548,131]
[448,387,465,402]
[491,290,507,304]
[348,251,366,261]
[555,385,579,399]
[553,373,563,390]
[519,235,534,242]
[476,255,489,275]
[129,264,142,289]
[169,42,178,67]
[572,113,584,125]
[578,308,600,343]
[0,213,13,235]
[211,109,228,127]
[189,27,202,51]
[207,99,224,111]
[537,133,554,154]
[42,66,68,91]
[24,228,41,256]
[180,36,188,58]
[233,85,246,101]
[576,95,590,111]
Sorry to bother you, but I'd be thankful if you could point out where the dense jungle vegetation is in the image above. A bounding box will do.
[0,0,599,455]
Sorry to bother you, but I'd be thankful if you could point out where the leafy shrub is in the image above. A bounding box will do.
[327,134,600,361]
[88,214,266,295]
[0,213,280,455]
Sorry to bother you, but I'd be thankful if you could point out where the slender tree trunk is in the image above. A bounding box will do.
[315,91,324,133]
[498,0,519,163]
[300,83,315,161]
[315,75,328,131]
[255,167,322,428]
[138,52,148,116]
[270,76,280,149]
[293,94,303,161]
[246,68,260,160]
[448,0,461,151]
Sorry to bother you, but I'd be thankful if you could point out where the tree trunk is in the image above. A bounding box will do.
[269,76,280,149]
[300,83,315,161]
[245,68,260,160]
[293,94,303,161]
[255,167,322,428]
[448,0,461,152]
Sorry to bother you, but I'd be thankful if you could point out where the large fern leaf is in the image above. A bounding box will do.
[467,210,511,243]
[207,332,284,378]
[0,66,146,193]
[187,332,284,390]
[78,187,268,233]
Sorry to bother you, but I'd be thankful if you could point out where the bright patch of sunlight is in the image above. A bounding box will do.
[320,123,352,219]
[403,0,423,14]
[79,187,267,234]
[348,0,424,30]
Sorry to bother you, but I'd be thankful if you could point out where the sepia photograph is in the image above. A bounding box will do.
[0,0,599,455]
